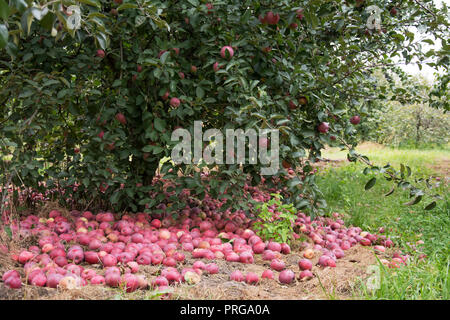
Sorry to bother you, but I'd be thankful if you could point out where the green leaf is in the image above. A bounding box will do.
[153,17,170,31]
[305,10,318,28]
[23,52,33,61]
[406,166,411,178]
[241,9,251,23]
[42,79,59,87]
[87,12,107,20]
[26,11,34,35]
[5,40,17,57]
[152,146,164,155]
[0,0,10,20]
[4,225,12,238]
[405,31,414,41]
[404,195,422,206]
[0,24,8,49]
[424,201,436,210]
[187,0,199,6]
[153,68,162,79]
[391,33,405,42]
[160,51,170,64]
[40,12,55,31]
[154,118,166,132]
[292,150,306,158]
[13,0,27,12]
[287,177,302,188]
[77,0,101,8]
[110,192,120,204]
[138,198,151,205]
[96,33,107,50]
[364,177,376,190]
[301,130,315,138]
[135,15,146,27]
[398,181,411,189]
[118,3,138,11]
[82,178,90,187]
[196,86,205,99]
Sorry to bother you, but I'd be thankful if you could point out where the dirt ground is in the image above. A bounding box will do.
[428,159,450,181]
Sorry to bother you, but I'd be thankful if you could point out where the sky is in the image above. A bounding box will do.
[397,0,449,84]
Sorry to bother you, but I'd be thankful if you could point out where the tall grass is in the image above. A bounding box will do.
[316,145,449,300]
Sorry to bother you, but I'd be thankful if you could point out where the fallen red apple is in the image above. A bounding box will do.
[303,249,315,259]
[2,270,20,282]
[230,270,244,282]
[245,272,259,285]
[298,259,312,271]
[261,270,274,280]
[152,276,169,288]
[91,275,105,285]
[270,259,286,271]
[298,270,314,281]
[279,269,295,284]
[5,276,22,289]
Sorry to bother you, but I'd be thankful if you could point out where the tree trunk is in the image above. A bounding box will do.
[415,109,422,148]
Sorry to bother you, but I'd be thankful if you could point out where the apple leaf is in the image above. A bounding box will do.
[424,201,436,210]
[404,195,422,206]
[0,0,10,20]
[365,177,377,190]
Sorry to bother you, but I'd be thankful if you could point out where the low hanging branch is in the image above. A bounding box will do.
[335,135,441,211]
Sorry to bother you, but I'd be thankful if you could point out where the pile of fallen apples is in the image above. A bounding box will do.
[1,186,410,295]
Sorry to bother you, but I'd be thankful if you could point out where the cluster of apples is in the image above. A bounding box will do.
[1,183,408,293]
[226,211,408,285]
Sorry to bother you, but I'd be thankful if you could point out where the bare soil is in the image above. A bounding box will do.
[427,158,449,183]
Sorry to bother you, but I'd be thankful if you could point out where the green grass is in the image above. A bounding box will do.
[316,145,450,300]
[322,143,449,174]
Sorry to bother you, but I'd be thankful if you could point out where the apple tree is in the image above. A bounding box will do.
[0,0,448,216]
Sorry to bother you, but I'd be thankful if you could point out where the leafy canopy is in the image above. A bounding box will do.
[0,0,448,215]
